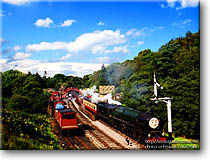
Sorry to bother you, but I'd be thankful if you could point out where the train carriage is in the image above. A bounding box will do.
[82,98,97,120]
[53,100,78,131]
[57,109,78,130]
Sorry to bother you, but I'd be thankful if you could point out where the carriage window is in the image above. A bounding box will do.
[62,114,75,119]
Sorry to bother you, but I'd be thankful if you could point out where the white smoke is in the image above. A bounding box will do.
[91,92,101,104]
[108,98,122,105]
[81,85,97,97]
[81,85,122,105]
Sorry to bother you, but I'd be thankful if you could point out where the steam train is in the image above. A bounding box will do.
[70,90,168,145]
[49,92,78,132]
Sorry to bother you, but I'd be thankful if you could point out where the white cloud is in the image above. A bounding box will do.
[26,30,126,54]
[0,59,104,77]
[164,0,199,9]
[14,52,31,60]
[35,18,76,28]
[137,41,144,46]
[0,59,9,64]
[92,56,120,64]
[127,26,163,38]
[0,58,10,71]
[26,41,67,51]
[68,30,126,53]
[60,53,72,61]
[167,0,177,8]
[179,0,199,8]
[172,19,192,28]
[60,19,76,27]
[150,26,164,32]
[2,0,35,6]
[14,45,21,51]
[182,19,192,25]
[34,17,53,27]
[97,21,105,26]
[105,45,129,54]
[126,29,136,36]
[126,28,148,37]
[68,62,104,77]
[94,56,112,64]
[92,45,106,54]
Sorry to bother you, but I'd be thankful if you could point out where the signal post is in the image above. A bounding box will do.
[150,73,173,140]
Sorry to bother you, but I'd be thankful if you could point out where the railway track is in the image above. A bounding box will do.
[65,99,126,150]
[97,119,145,149]
[64,135,97,150]
[53,119,98,150]
[50,100,97,150]
[87,128,123,149]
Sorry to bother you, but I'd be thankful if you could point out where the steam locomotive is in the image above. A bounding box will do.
[97,102,165,143]
[70,90,167,145]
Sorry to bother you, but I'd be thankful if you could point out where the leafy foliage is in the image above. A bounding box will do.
[7,94,31,110]
[1,109,62,150]
[2,70,50,114]
[1,70,61,149]
[171,136,200,150]
[86,31,200,139]
[45,73,83,90]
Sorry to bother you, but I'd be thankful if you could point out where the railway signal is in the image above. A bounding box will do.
[150,72,173,140]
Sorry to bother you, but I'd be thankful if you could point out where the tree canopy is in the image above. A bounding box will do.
[84,31,200,139]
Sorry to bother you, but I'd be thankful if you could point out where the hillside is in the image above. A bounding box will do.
[85,31,200,139]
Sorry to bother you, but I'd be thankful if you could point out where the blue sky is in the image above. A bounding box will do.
[0,0,199,77]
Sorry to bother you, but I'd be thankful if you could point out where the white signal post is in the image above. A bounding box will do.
[153,73,160,98]
[150,72,173,140]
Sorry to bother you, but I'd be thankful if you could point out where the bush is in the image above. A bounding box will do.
[1,109,62,150]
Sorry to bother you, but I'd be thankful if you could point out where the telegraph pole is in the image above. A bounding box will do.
[150,72,173,140]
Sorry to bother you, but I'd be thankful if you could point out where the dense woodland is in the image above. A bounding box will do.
[82,31,200,139]
[0,31,200,149]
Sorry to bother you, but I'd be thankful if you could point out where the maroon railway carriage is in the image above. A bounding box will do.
[71,92,97,120]
[54,101,78,130]
[82,97,97,120]
[56,108,78,130]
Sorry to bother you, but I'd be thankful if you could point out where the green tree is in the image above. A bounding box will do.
[98,64,108,86]
[2,70,27,98]
[7,94,31,111]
